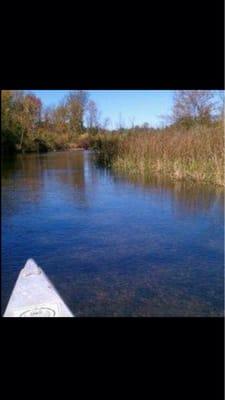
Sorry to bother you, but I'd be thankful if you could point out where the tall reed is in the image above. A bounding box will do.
[93,123,224,186]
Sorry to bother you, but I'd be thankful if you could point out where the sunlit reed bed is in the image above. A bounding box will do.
[93,123,224,186]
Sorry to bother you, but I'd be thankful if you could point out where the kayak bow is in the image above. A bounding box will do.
[4,259,74,317]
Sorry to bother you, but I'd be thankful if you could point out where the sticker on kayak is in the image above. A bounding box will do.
[13,303,60,317]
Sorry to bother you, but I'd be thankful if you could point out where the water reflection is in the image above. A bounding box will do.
[110,171,224,216]
[1,151,224,316]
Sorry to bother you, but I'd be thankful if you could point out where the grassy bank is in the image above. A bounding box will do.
[93,123,224,186]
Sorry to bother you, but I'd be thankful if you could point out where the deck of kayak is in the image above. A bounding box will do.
[3,259,74,317]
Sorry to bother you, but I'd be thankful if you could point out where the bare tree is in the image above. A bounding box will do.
[86,100,100,134]
[171,90,216,127]
[98,117,110,134]
[52,103,68,135]
[129,117,135,133]
[103,117,110,130]
[43,106,55,128]
[142,122,150,131]
[216,90,225,120]
[117,113,125,131]
[66,90,89,136]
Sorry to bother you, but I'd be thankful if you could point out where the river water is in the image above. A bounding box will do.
[1,151,224,316]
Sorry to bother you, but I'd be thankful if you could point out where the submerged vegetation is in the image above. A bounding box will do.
[1,90,224,186]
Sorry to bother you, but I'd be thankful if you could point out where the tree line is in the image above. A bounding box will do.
[1,90,101,153]
[1,90,224,153]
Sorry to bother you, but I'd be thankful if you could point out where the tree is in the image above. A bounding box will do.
[1,90,42,151]
[1,90,13,133]
[128,117,136,134]
[101,117,110,132]
[142,122,150,131]
[15,92,42,149]
[86,100,99,134]
[117,113,125,131]
[216,90,225,121]
[42,106,55,129]
[1,90,18,150]
[66,91,89,137]
[171,90,216,127]
[52,102,68,134]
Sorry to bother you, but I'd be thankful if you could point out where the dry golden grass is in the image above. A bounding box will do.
[94,123,224,186]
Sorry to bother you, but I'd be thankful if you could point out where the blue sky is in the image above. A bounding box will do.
[33,90,174,128]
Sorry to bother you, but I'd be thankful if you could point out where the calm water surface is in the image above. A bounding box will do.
[1,151,224,316]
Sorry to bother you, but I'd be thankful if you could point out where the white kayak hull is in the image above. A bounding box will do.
[4,259,74,317]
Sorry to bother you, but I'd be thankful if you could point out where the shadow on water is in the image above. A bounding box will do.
[1,151,224,316]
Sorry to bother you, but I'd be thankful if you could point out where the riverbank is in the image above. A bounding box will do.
[93,123,224,186]
[1,132,96,154]
[2,123,224,187]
